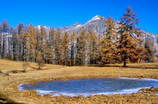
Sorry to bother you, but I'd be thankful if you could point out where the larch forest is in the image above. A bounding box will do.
[0,7,157,69]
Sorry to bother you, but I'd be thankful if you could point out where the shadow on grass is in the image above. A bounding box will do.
[0,93,24,104]
[20,63,158,70]
[30,66,48,70]
[87,64,158,70]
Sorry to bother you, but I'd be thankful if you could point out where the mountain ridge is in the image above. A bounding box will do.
[57,15,157,36]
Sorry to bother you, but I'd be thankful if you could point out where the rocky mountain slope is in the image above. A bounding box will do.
[59,15,107,34]
[58,15,158,58]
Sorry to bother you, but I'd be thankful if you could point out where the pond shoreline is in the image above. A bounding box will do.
[1,60,158,104]
[4,75,158,104]
[18,77,158,97]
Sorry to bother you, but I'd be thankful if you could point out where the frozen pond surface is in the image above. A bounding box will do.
[19,78,158,97]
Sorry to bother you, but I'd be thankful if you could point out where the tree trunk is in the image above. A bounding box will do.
[123,56,127,67]
[123,60,126,67]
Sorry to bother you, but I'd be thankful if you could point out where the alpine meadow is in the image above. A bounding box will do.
[1,1,158,104]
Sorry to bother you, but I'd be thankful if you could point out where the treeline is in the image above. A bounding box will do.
[0,8,155,67]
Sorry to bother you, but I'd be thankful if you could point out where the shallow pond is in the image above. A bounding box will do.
[19,78,158,97]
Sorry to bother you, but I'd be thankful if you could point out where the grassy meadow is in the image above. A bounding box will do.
[0,59,158,104]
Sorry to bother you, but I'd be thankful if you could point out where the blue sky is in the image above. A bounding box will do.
[0,0,158,34]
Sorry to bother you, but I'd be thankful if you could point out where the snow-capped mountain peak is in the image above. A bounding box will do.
[72,23,82,28]
[75,24,82,28]
[59,15,106,34]
[87,15,103,23]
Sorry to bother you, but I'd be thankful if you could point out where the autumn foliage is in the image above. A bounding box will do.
[0,7,155,68]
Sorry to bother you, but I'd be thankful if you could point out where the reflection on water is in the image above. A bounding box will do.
[19,78,158,96]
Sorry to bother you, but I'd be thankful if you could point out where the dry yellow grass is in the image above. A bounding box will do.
[0,59,64,73]
[0,59,158,104]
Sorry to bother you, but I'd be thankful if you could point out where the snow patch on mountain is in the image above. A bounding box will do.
[87,15,103,23]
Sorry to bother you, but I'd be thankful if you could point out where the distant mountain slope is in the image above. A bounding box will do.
[57,15,158,59]
[59,15,107,34]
